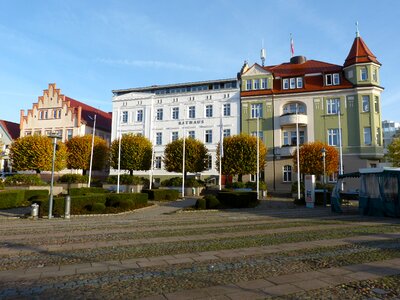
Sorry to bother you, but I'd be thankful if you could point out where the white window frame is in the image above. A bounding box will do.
[283,165,292,182]
[261,78,268,89]
[251,103,262,119]
[223,103,231,116]
[172,107,179,120]
[188,130,195,139]
[154,156,162,169]
[328,128,339,146]
[296,77,303,88]
[122,111,128,123]
[362,95,370,112]
[333,73,340,85]
[327,98,339,115]
[171,131,178,142]
[283,79,289,90]
[205,129,212,144]
[283,131,289,146]
[325,74,332,86]
[156,132,162,145]
[246,80,252,90]
[361,67,368,81]
[188,106,195,119]
[137,110,143,122]
[254,79,260,90]
[205,154,212,170]
[223,129,231,137]
[364,127,372,145]
[289,78,296,89]
[156,108,163,121]
[205,105,213,118]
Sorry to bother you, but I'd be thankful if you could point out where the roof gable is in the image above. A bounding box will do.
[0,120,20,140]
[242,63,272,77]
[344,36,381,67]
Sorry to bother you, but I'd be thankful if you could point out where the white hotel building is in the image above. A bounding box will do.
[111,78,240,178]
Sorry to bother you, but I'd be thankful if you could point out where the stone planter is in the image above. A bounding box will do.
[102,184,144,193]
[5,185,63,195]
[57,183,87,193]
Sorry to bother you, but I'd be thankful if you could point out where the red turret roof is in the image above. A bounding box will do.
[344,36,380,67]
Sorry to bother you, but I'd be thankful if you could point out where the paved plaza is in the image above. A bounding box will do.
[1,198,400,299]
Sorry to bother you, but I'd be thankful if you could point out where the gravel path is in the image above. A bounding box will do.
[1,198,399,299]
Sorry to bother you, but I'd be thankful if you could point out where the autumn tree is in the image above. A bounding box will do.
[293,141,339,177]
[216,134,267,181]
[387,138,400,167]
[163,138,208,178]
[9,135,67,173]
[66,135,109,174]
[110,133,152,175]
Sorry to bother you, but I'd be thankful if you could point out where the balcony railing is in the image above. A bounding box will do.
[280,113,308,126]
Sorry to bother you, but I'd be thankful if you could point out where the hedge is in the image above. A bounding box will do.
[68,187,108,196]
[0,189,49,209]
[58,174,88,184]
[217,191,259,208]
[142,189,179,201]
[38,193,149,216]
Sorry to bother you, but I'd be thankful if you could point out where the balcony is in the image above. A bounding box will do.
[275,146,297,157]
[280,113,308,126]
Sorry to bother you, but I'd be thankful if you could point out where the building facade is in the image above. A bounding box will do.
[112,79,240,178]
[239,34,383,192]
[20,83,112,144]
[382,120,400,153]
[0,120,20,173]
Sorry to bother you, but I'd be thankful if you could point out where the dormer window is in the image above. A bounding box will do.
[290,78,296,89]
[296,77,303,88]
[246,80,252,90]
[261,78,268,89]
[325,73,340,86]
[283,77,303,90]
[283,79,289,90]
[254,79,260,90]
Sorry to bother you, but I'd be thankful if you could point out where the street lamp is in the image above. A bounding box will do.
[48,133,61,219]
[88,114,96,188]
[321,147,327,207]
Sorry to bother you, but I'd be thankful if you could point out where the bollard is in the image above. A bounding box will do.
[31,203,39,220]
[64,195,71,219]
[192,187,196,196]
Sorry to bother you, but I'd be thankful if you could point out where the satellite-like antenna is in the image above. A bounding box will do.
[356,21,360,37]
[260,39,266,66]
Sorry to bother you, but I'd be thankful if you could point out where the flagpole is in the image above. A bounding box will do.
[296,103,301,200]
[182,107,186,199]
[290,33,295,58]
[219,105,223,191]
[117,109,122,194]
[149,98,154,190]
[338,103,343,191]
[256,112,260,199]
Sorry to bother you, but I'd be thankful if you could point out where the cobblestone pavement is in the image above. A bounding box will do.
[1,198,400,299]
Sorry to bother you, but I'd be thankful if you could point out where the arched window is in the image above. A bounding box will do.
[282,103,305,115]
[283,165,292,182]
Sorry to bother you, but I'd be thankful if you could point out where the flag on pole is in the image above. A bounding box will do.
[290,34,294,57]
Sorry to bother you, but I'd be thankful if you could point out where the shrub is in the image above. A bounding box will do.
[291,181,305,194]
[0,182,4,190]
[106,175,146,185]
[58,174,88,184]
[92,202,106,213]
[4,174,47,186]
[161,177,203,187]
[204,195,220,209]
[143,189,179,201]
[24,190,49,202]
[225,181,246,189]
[217,191,259,208]
[195,198,206,209]
[0,190,27,209]
[244,181,267,191]
[68,187,108,196]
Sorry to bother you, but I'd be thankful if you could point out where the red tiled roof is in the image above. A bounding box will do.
[264,60,342,77]
[0,120,20,140]
[344,36,380,67]
[65,97,112,132]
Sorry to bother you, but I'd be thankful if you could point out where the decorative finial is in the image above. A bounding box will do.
[356,21,360,37]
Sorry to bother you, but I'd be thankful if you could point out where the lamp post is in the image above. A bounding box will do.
[88,114,96,188]
[321,147,327,207]
[48,133,61,219]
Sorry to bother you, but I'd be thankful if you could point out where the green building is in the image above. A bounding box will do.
[239,33,383,193]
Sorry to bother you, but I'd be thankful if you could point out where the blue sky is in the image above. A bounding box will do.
[1,0,399,123]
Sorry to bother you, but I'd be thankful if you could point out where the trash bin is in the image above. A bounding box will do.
[31,203,39,219]
[64,195,71,219]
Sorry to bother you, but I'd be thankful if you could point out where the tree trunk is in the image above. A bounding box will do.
[82,169,87,175]
[129,170,133,176]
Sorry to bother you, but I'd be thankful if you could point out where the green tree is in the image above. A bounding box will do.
[9,135,67,173]
[216,134,267,181]
[66,135,109,174]
[387,138,400,167]
[163,138,208,178]
[110,133,152,175]
[293,141,339,177]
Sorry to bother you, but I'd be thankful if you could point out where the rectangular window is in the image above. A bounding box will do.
[333,73,340,85]
[373,68,378,82]
[254,79,260,90]
[67,129,73,141]
[376,128,381,146]
[205,105,213,117]
[223,129,231,137]
[361,67,368,81]
[291,131,297,145]
[246,80,252,90]
[283,79,289,90]
[223,103,231,116]
[326,74,332,86]
[296,77,303,88]
[188,130,195,139]
[188,106,195,119]
[172,107,179,120]
[154,156,162,169]
[289,78,296,89]
[327,98,339,114]
[362,95,370,112]
[364,127,372,145]
[137,110,143,122]
[156,108,163,121]
[205,129,212,144]
[45,111,48,119]
[283,165,292,182]
[252,131,264,142]
[53,110,57,119]
[34,130,41,136]
[205,154,212,170]
[328,128,339,146]
[171,131,178,141]
[156,132,162,145]
[122,111,128,123]
[251,103,262,118]
[374,96,379,113]
[261,78,268,89]
[25,131,32,136]
[299,131,305,145]
[283,131,289,145]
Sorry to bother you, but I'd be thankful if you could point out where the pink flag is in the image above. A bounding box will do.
[290,35,294,57]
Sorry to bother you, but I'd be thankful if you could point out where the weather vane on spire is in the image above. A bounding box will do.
[356,21,360,37]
